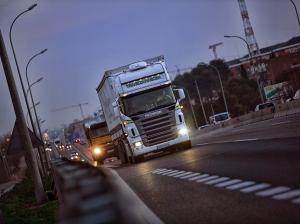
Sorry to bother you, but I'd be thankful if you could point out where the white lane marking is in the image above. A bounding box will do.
[232,129,245,132]
[150,169,166,173]
[167,171,186,177]
[197,143,209,146]
[272,189,300,200]
[271,121,291,126]
[227,181,255,190]
[216,179,242,187]
[205,177,230,185]
[234,139,258,142]
[154,169,173,174]
[196,175,219,183]
[188,174,209,181]
[161,170,179,175]
[256,186,291,197]
[180,173,200,179]
[173,172,193,178]
[240,183,271,193]
[292,198,300,204]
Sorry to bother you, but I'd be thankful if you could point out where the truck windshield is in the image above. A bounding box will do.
[91,126,109,138]
[122,86,176,116]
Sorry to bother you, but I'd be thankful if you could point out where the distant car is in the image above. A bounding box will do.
[65,142,72,149]
[70,153,79,161]
[72,151,79,156]
[74,138,81,143]
[255,102,275,111]
[106,158,114,163]
[286,98,294,102]
[198,124,211,130]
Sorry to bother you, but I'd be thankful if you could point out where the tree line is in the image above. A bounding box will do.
[172,59,261,128]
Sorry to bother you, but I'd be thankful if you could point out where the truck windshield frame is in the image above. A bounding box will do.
[90,126,109,138]
[121,86,176,116]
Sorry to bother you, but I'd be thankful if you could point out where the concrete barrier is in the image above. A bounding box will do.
[197,100,300,136]
[261,106,275,120]
[274,104,288,118]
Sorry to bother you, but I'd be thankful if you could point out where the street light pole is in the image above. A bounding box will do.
[26,49,47,135]
[290,0,300,28]
[0,28,46,204]
[224,35,264,103]
[194,80,208,124]
[9,4,38,133]
[172,85,198,130]
[199,62,229,114]
[26,101,40,127]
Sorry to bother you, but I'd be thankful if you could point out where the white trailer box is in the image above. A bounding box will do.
[96,55,191,164]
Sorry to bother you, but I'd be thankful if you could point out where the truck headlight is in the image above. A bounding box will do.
[178,128,188,135]
[133,141,142,147]
[94,148,101,154]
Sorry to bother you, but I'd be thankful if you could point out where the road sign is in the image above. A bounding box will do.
[7,121,44,155]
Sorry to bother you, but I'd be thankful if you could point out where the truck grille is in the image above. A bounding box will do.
[132,106,177,146]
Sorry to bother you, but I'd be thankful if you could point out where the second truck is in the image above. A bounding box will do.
[96,55,191,164]
[83,114,115,164]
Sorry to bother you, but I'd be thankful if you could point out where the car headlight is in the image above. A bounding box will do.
[94,148,101,154]
[178,128,188,135]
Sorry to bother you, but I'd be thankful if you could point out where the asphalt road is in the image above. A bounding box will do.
[108,114,300,223]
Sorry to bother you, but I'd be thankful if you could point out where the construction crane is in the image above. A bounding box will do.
[209,42,223,60]
[50,102,88,120]
[168,65,193,80]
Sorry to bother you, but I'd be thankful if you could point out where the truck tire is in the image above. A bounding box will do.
[118,141,128,164]
[184,140,192,150]
[133,155,144,164]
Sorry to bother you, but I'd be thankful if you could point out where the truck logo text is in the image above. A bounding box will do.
[125,75,161,88]
[145,110,162,118]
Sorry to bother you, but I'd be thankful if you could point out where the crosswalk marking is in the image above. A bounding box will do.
[216,179,242,187]
[205,177,230,185]
[167,171,186,177]
[188,174,209,181]
[161,170,179,175]
[150,168,299,205]
[173,172,193,178]
[196,175,219,183]
[256,187,290,197]
[240,183,270,193]
[180,173,200,179]
[227,181,255,190]
[272,190,300,200]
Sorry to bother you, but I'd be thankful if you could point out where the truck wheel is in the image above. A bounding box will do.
[184,140,192,150]
[133,155,144,164]
[118,141,128,164]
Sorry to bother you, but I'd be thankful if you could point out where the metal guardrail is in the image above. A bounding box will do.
[51,158,161,224]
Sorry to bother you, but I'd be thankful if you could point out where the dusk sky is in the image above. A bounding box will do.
[1,0,300,136]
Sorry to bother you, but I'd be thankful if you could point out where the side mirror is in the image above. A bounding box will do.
[113,106,120,118]
[177,89,185,100]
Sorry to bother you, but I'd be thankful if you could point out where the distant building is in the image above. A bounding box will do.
[226,36,300,91]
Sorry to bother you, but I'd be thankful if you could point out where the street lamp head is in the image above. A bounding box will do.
[224,35,231,38]
[35,102,40,106]
[40,49,47,54]
[28,4,37,11]
[37,77,43,82]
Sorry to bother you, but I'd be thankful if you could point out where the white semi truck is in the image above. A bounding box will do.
[96,55,191,164]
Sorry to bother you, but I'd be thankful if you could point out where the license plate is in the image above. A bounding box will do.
[156,143,170,149]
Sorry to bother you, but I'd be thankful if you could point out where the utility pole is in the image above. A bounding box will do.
[0,29,46,204]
